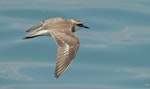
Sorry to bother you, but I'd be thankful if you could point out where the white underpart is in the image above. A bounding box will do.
[36,30,51,36]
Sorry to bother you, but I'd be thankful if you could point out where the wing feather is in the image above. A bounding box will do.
[50,31,80,78]
[26,23,43,32]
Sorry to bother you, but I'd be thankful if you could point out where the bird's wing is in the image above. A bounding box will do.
[50,31,80,78]
[26,17,64,32]
[26,23,43,32]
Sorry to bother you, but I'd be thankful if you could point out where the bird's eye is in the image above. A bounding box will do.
[77,24,83,27]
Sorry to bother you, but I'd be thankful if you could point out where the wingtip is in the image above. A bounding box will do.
[22,36,34,40]
[25,30,30,32]
[55,73,60,79]
[22,37,27,40]
[26,23,43,32]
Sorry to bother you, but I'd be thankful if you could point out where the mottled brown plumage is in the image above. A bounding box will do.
[23,17,89,78]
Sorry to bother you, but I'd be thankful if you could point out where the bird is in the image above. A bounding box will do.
[23,17,89,78]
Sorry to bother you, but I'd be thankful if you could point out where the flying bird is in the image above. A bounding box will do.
[23,17,89,78]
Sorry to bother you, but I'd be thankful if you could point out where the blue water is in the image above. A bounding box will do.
[0,0,150,89]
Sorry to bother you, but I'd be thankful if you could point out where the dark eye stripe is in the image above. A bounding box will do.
[77,24,83,27]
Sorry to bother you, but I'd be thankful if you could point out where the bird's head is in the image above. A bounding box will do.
[70,19,89,29]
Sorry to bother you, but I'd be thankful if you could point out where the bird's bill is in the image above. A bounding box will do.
[82,25,89,29]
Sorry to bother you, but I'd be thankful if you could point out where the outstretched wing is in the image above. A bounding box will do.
[50,31,80,78]
[24,17,65,39]
[26,23,43,32]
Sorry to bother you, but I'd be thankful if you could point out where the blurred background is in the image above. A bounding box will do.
[0,0,150,89]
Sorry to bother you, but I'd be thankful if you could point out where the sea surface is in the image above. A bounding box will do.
[0,0,150,89]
